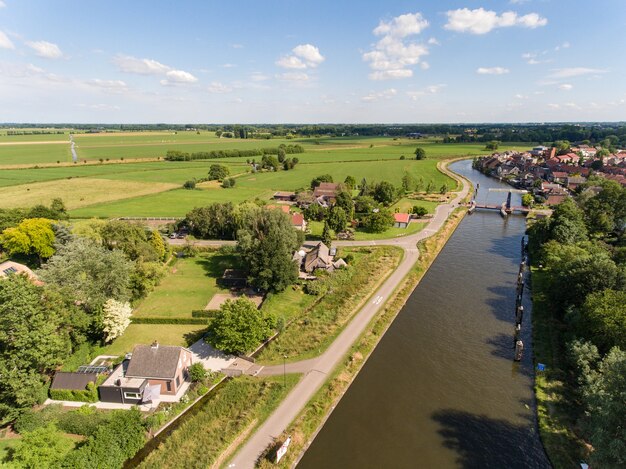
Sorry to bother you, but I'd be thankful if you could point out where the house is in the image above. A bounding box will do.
[267,204,291,214]
[293,242,346,276]
[546,194,568,206]
[0,260,40,284]
[567,176,587,191]
[393,213,411,228]
[291,212,307,231]
[313,182,340,203]
[51,372,98,392]
[99,343,193,404]
[550,171,568,183]
[273,191,295,202]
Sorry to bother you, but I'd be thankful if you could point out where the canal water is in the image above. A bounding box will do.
[297,160,549,469]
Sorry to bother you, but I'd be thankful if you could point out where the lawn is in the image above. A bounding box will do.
[0,178,178,210]
[307,219,427,241]
[0,438,19,463]
[133,252,238,319]
[390,197,439,214]
[0,142,72,165]
[260,286,318,326]
[102,324,206,356]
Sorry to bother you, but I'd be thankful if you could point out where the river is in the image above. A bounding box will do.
[297,160,549,468]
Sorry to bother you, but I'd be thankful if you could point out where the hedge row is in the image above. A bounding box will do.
[49,383,98,402]
[191,310,219,318]
[131,317,207,325]
[164,144,304,161]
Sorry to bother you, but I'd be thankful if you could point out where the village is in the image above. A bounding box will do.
[474,143,626,207]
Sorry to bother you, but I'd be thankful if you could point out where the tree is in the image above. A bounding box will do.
[521,193,535,208]
[310,174,333,189]
[102,299,132,343]
[1,218,56,263]
[38,237,133,314]
[363,209,394,233]
[425,180,436,193]
[207,298,270,354]
[344,175,356,191]
[485,141,499,151]
[237,208,301,292]
[208,164,230,181]
[11,424,74,468]
[150,230,166,261]
[261,155,279,171]
[372,181,397,206]
[580,290,626,352]
[354,196,377,215]
[412,206,428,217]
[328,206,347,233]
[439,183,449,194]
[401,172,416,193]
[334,191,355,219]
[360,178,370,195]
[50,198,67,214]
[579,347,626,468]
[0,276,70,411]
[129,260,166,300]
[183,179,196,189]
[100,220,160,261]
[277,148,286,163]
[321,221,332,247]
[185,203,236,239]
[222,177,236,188]
[188,362,207,382]
[414,147,426,160]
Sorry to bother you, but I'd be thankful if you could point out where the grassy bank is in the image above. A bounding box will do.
[530,268,588,468]
[256,246,402,364]
[137,375,300,469]
[257,200,469,467]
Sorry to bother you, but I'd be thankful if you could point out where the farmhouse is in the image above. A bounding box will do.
[293,242,347,276]
[267,204,291,214]
[393,213,411,229]
[273,191,295,202]
[313,182,340,206]
[291,212,307,231]
[99,343,192,404]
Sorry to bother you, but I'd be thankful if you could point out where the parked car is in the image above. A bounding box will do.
[169,232,177,239]
[176,233,186,239]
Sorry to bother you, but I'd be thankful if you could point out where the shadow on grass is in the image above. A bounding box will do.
[432,408,550,469]
[195,253,242,279]
[184,328,208,347]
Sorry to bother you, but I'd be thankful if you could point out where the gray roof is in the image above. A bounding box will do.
[51,372,98,390]
[126,345,185,380]
[304,242,332,272]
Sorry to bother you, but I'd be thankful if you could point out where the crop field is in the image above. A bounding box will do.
[0,178,178,210]
[0,141,72,165]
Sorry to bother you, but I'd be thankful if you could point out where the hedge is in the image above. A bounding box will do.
[191,310,219,318]
[131,317,207,325]
[49,383,98,403]
[164,144,304,161]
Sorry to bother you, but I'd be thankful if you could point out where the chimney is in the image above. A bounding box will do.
[151,341,159,350]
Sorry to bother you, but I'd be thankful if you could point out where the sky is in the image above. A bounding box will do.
[0,0,625,124]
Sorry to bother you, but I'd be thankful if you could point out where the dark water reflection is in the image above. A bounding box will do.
[297,160,549,469]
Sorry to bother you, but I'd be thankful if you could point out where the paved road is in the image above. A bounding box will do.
[228,162,470,468]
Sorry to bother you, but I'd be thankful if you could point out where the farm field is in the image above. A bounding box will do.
[0,141,72,165]
[133,252,239,319]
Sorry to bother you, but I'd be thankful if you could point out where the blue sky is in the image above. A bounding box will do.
[0,0,625,123]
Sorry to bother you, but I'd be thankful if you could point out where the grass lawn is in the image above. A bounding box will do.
[102,324,206,356]
[353,221,427,241]
[256,246,402,364]
[0,142,72,165]
[0,178,178,210]
[0,438,19,463]
[260,286,318,326]
[390,197,439,214]
[137,374,300,469]
[133,252,238,319]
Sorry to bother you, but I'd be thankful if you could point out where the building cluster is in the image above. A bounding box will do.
[474,144,626,206]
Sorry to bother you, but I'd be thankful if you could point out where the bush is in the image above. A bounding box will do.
[188,363,207,382]
[49,382,98,403]
[56,406,112,437]
[412,206,428,217]
[15,405,63,434]
[183,179,196,190]
[304,279,328,296]
[131,317,207,325]
[191,310,218,318]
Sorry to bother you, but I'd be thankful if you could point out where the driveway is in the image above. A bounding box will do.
[189,338,236,372]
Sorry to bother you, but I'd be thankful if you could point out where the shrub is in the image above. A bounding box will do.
[188,363,207,382]
[412,206,428,217]
[183,179,196,190]
[131,317,207,325]
[49,382,98,403]
[14,405,63,434]
[56,406,112,437]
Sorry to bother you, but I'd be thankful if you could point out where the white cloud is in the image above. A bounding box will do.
[559,83,573,91]
[207,81,232,93]
[160,70,198,85]
[548,67,606,79]
[444,8,547,34]
[85,79,128,92]
[419,61,430,70]
[26,40,63,59]
[477,67,510,75]
[361,88,397,102]
[510,0,530,4]
[276,55,306,69]
[363,12,430,81]
[230,43,243,49]
[78,103,121,111]
[407,84,446,100]
[277,44,325,70]
[548,103,560,109]
[113,54,170,75]
[555,41,570,51]
[0,30,14,49]
[0,1,6,8]
[514,94,527,99]
[427,37,439,45]
[276,72,309,82]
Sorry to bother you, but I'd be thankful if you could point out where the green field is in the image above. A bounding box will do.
[0,142,72,165]
[133,253,238,319]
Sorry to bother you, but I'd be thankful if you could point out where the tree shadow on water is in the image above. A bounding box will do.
[432,409,550,469]
[487,233,525,261]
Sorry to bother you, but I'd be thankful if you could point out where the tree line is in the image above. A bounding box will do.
[164,144,304,161]
[527,175,626,467]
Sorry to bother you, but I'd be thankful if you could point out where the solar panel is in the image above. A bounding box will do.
[77,365,108,374]
[3,267,17,275]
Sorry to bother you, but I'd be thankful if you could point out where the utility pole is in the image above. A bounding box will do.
[283,355,287,388]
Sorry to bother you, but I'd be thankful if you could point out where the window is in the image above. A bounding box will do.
[166,381,171,392]
[124,392,141,400]
[176,376,180,387]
